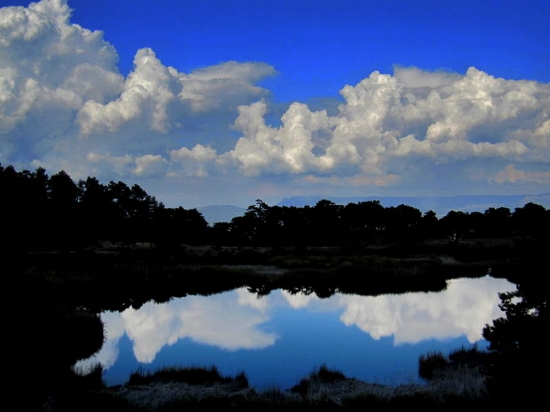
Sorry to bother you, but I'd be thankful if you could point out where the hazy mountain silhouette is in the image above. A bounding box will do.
[198,205,247,225]
[195,194,549,225]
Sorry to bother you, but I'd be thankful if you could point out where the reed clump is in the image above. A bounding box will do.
[128,365,249,388]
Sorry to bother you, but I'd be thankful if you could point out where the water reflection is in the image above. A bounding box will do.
[337,277,509,343]
[78,276,514,388]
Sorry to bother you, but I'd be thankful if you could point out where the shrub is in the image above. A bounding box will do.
[290,364,345,397]
[317,364,346,383]
[418,351,448,380]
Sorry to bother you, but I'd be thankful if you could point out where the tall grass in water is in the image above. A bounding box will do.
[128,365,249,388]
[418,351,448,380]
[290,364,346,397]
[418,345,489,381]
[417,345,489,400]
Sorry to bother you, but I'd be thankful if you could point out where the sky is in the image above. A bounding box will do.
[1,0,549,208]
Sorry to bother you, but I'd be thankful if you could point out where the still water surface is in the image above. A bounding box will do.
[78,276,514,389]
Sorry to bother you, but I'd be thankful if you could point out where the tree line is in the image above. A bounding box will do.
[216,198,549,247]
[0,164,207,252]
[1,164,549,252]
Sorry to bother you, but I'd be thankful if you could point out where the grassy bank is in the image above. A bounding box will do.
[64,349,490,411]
[14,244,502,314]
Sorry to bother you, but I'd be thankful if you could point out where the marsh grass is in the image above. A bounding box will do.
[18,246,504,315]
[257,385,296,405]
[72,358,492,411]
[316,364,347,383]
[418,345,489,381]
[290,364,346,397]
[418,351,448,380]
[128,366,249,388]
[417,345,489,401]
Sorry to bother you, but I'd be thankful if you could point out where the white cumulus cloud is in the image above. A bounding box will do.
[224,67,549,192]
[1,0,549,204]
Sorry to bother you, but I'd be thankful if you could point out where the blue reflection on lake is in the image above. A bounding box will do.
[77,276,514,389]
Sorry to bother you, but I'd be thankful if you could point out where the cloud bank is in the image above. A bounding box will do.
[1,0,549,206]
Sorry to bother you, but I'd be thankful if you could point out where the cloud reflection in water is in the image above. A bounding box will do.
[78,276,514,375]
[336,276,514,343]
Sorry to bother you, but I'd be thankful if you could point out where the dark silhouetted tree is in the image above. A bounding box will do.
[342,200,385,245]
[384,204,422,244]
[419,210,440,240]
[310,200,343,245]
[154,205,208,250]
[483,207,512,237]
[439,210,468,242]
[483,279,549,407]
[78,176,112,242]
[512,202,550,240]
[48,170,81,250]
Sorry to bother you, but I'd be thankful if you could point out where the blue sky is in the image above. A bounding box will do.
[39,0,550,100]
[62,1,550,95]
[1,0,549,207]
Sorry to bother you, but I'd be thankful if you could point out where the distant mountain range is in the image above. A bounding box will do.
[197,205,247,225]
[198,193,550,225]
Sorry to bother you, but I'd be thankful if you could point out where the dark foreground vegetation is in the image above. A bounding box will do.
[2,164,549,410]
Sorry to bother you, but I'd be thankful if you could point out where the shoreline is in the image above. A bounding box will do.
[97,360,487,410]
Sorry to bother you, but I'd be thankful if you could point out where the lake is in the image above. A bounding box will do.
[77,275,514,389]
